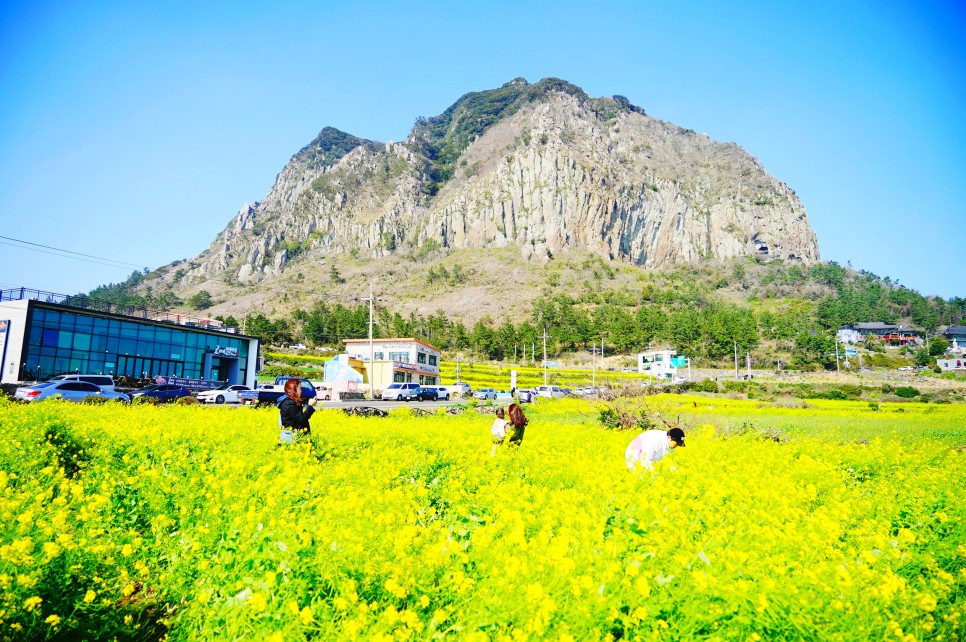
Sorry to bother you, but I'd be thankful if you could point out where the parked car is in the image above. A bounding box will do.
[535,385,565,399]
[314,383,334,401]
[15,381,130,403]
[130,384,193,402]
[45,374,117,391]
[381,382,420,401]
[518,389,535,403]
[424,385,451,400]
[473,388,497,400]
[495,391,514,402]
[402,386,438,402]
[196,384,251,404]
[448,382,472,397]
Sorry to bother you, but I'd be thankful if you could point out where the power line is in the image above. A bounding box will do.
[0,235,147,270]
[0,203,185,251]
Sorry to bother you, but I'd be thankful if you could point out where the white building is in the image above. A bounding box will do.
[342,337,441,390]
[638,349,685,380]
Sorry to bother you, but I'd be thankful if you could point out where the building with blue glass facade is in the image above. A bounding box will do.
[0,289,259,386]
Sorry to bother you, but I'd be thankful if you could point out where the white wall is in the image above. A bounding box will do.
[0,299,30,384]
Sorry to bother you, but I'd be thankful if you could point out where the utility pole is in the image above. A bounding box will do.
[541,328,549,385]
[835,338,840,374]
[746,352,751,379]
[456,354,461,382]
[356,283,384,400]
[734,340,739,380]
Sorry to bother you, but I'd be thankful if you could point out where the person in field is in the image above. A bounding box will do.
[277,378,316,445]
[625,427,685,470]
[490,407,509,457]
[505,403,528,447]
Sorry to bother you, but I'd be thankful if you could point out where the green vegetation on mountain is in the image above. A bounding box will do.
[294,126,380,170]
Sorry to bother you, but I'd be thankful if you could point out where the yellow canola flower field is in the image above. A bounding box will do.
[1,395,964,641]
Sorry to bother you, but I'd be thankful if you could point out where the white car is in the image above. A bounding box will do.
[314,384,334,401]
[424,385,451,400]
[197,384,251,404]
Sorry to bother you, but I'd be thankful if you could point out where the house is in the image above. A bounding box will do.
[936,358,966,373]
[943,326,966,354]
[637,349,687,380]
[341,337,441,391]
[838,323,920,346]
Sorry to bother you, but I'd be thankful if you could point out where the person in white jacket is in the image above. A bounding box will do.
[625,427,685,470]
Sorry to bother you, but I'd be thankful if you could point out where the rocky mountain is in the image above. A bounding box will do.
[162,77,819,314]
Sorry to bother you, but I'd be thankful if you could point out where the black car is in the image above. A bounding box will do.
[402,386,438,402]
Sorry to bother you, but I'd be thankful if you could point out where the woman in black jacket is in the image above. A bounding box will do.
[278,378,316,445]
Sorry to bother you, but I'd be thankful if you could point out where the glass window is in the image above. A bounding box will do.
[374,352,384,360]
[417,353,427,364]
[108,320,122,336]
[120,323,138,339]
[72,333,91,351]
[137,326,155,341]
[93,318,108,332]
[90,334,107,352]
[33,308,46,323]
[429,355,437,366]
[74,315,93,330]
[46,311,62,326]
[119,338,137,354]
[28,326,42,346]
[389,351,409,363]
[58,331,73,349]
[42,329,59,347]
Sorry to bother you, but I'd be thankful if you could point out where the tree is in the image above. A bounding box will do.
[928,337,950,357]
[188,290,213,310]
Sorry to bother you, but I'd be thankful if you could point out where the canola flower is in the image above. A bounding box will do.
[0,395,964,640]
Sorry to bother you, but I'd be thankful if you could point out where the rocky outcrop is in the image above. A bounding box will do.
[183,79,819,285]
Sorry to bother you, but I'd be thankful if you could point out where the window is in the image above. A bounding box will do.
[389,352,409,363]
[417,353,426,364]
[374,352,384,360]
[429,355,437,366]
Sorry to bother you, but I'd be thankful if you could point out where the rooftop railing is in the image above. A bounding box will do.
[0,287,238,334]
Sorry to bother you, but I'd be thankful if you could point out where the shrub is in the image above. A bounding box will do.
[79,395,111,405]
[259,365,313,378]
[691,379,720,393]
[132,396,160,406]
[177,396,198,405]
[894,387,919,399]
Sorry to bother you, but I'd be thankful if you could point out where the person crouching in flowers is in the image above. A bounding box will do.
[505,403,528,447]
[625,427,685,470]
[278,378,316,445]
[490,407,509,456]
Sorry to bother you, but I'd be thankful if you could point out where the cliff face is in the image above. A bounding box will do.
[185,78,818,285]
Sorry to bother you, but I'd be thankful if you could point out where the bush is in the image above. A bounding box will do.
[79,395,111,405]
[132,396,160,406]
[691,379,720,393]
[177,396,199,405]
[894,386,919,399]
[259,365,313,378]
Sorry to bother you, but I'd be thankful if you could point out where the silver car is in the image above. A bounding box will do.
[15,381,130,403]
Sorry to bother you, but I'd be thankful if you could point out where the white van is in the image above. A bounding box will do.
[448,382,472,397]
[46,374,116,391]
[535,385,564,399]
[381,382,420,400]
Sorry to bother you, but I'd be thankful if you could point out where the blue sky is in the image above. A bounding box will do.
[1,0,963,299]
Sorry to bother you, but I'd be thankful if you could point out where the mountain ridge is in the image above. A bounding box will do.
[144,77,820,320]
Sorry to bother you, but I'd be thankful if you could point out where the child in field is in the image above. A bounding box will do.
[625,427,685,470]
[490,408,509,457]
